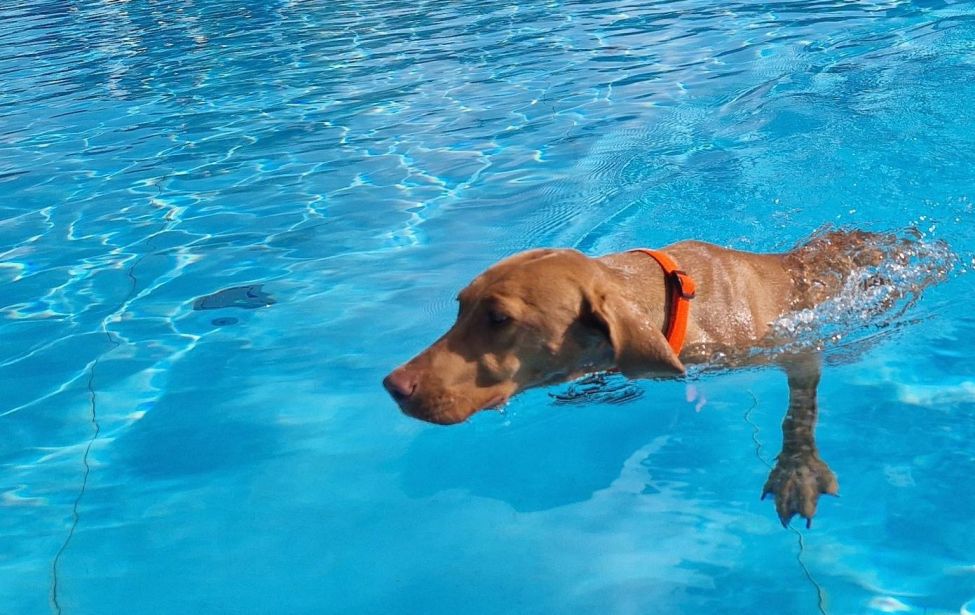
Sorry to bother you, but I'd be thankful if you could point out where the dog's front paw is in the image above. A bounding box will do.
[761,451,838,528]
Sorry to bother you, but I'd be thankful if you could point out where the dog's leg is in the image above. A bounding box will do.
[762,353,839,528]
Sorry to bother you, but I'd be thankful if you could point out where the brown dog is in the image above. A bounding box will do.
[383,230,943,526]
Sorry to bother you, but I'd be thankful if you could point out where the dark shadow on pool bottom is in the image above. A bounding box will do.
[113,402,280,479]
[399,398,685,513]
[109,340,283,479]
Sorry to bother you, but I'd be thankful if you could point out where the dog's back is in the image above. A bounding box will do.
[785,229,893,309]
[786,228,950,305]
[767,228,954,354]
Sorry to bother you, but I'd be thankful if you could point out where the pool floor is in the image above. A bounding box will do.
[2,0,975,613]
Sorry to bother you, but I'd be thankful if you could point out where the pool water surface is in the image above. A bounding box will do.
[2,0,975,613]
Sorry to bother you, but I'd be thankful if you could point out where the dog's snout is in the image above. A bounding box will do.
[383,368,417,404]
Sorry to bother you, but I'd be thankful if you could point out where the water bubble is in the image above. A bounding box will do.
[765,232,956,359]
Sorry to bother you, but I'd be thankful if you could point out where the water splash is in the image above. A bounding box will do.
[767,228,956,359]
[550,372,644,406]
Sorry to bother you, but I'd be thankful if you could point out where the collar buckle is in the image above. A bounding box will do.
[670,270,696,300]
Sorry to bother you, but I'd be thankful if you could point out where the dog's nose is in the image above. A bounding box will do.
[383,369,417,404]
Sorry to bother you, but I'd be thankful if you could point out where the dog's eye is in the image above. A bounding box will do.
[488,310,510,326]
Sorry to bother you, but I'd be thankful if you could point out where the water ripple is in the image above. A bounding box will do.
[2,0,975,613]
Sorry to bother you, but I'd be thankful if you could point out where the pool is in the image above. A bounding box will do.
[2,0,974,613]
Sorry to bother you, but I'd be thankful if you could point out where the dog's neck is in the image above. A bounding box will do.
[598,252,680,337]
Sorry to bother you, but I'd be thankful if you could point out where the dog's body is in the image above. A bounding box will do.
[384,230,942,526]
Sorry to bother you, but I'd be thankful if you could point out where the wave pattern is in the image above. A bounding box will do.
[2,1,975,614]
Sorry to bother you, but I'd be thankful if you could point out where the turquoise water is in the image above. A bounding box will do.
[2,0,975,613]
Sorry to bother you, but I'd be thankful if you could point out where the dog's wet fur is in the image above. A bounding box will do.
[383,229,946,527]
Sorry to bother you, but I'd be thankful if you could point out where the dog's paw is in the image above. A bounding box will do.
[761,452,839,528]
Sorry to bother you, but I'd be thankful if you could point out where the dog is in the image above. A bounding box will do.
[383,229,947,527]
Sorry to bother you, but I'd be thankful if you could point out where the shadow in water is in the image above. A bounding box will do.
[399,389,683,513]
[192,284,276,311]
[110,338,282,480]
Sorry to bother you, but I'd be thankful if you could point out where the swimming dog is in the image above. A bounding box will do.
[383,230,947,526]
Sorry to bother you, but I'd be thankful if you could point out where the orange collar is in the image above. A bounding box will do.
[630,249,696,355]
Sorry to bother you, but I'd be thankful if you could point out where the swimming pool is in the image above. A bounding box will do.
[2,0,975,612]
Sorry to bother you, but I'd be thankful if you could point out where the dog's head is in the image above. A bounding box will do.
[383,249,684,424]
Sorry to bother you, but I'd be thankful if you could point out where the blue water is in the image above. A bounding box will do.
[2,0,975,613]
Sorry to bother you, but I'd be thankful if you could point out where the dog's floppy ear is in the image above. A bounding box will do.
[584,288,685,378]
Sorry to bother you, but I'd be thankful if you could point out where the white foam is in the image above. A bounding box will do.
[766,236,955,357]
[897,381,975,408]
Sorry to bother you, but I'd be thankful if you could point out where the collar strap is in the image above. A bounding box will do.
[629,249,697,355]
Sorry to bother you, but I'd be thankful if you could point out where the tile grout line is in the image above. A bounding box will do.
[48,244,151,614]
[743,389,829,615]
[49,331,114,615]
[48,170,177,614]
[791,527,829,615]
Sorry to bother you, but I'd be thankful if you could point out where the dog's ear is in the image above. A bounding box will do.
[584,289,685,378]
